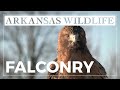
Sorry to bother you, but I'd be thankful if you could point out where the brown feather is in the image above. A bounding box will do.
[48,26,108,79]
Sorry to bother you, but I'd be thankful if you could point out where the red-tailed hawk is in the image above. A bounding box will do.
[48,26,107,79]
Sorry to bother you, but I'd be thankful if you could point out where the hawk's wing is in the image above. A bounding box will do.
[91,59,108,79]
[95,60,106,75]
[47,58,59,79]
[47,58,108,79]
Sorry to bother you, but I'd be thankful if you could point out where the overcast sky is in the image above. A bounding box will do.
[0,11,119,78]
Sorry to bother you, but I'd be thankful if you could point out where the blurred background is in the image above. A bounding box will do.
[0,11,120,79]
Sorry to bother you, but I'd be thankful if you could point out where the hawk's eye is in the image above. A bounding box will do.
[81,31,85,37]
[65,34,69,38]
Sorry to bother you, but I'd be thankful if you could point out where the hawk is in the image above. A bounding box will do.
[47,26,107,79]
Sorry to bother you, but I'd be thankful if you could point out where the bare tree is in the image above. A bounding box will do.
[0,11,119,79]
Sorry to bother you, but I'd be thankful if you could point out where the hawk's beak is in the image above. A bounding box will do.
[69,34,79,43]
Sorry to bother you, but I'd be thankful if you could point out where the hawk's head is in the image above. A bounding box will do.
[58,26,87,51]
